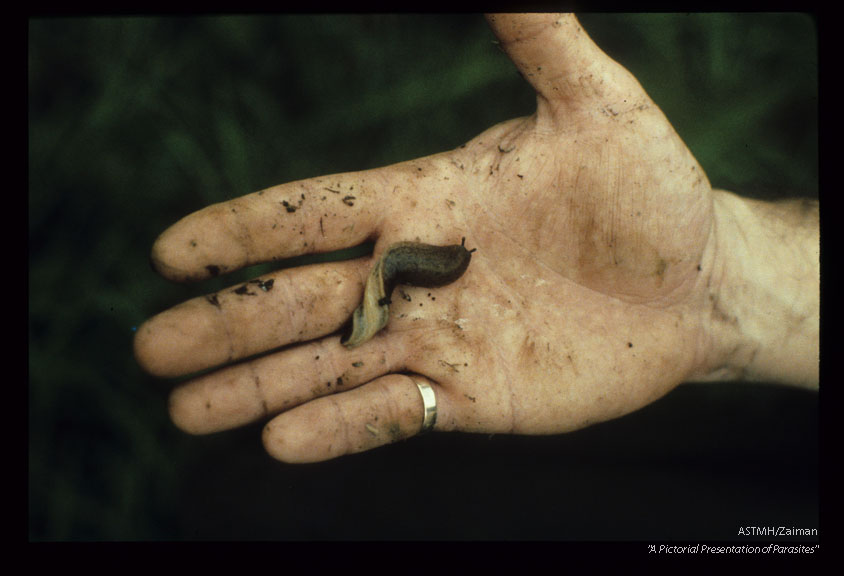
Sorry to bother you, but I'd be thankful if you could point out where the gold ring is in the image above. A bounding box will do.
[415,380,437,434]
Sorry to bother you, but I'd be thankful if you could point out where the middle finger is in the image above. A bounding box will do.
[168,332,403,434]
[134,258,370,378]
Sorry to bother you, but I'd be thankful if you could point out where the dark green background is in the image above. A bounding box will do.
[29,14,818,541]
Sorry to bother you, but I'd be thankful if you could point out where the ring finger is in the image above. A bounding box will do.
[262,373,444,463]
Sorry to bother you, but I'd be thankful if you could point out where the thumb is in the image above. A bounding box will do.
[486,13,645,116]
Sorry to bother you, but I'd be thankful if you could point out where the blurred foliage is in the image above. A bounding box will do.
[29,14,817,540]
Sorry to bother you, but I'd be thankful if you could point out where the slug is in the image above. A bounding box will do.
[341,239,475,348]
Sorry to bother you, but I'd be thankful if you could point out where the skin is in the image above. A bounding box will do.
[133,14,819,464]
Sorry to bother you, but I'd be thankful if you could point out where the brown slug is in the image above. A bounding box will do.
[341,239,475,348]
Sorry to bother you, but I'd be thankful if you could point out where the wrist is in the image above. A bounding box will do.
[695,190,819,388]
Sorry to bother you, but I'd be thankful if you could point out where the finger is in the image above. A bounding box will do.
[486,13,644,112]
[262,374,445,464]
[134,258,369,378]
[150,170,384,283]
[168,335,402,435]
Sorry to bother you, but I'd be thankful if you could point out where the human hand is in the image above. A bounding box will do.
[134,14,806,463]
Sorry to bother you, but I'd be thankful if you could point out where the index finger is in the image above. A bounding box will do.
[150,169,384,283]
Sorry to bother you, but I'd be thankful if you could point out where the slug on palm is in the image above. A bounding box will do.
[341,239,475,348]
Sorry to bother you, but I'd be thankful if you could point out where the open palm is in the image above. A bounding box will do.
[135,14,720,463]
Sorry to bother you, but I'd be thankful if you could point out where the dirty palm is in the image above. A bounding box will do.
[134,14,819,463]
